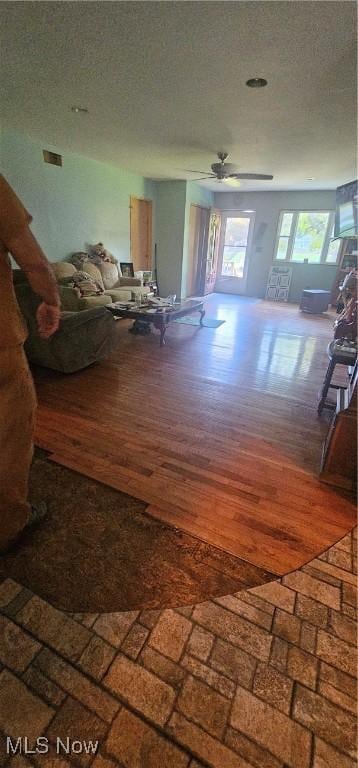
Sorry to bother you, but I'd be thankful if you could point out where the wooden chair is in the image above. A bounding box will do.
[318,341,357,414]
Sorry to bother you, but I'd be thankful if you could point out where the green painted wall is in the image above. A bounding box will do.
[153,180,187,298]
[1,131,213,299]
[153,180,214,298]
[185,181,214,212]
[1,129,156,264]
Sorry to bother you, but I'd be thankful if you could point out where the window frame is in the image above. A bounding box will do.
[274,210,340,265]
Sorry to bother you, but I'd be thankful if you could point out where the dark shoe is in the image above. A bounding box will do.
[129,320,151,335]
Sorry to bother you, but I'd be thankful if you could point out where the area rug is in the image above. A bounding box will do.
[173,316,225,327]
[0,455,274,613]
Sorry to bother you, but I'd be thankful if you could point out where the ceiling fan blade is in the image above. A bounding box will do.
[186,176,216,181]
[183,169,212,175]
[229,173,274,180]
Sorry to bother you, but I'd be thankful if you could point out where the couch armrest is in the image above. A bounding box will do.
[117,277,142,287]
[25,306,117,373]
[58,285,80,311]
[59,306,113,333]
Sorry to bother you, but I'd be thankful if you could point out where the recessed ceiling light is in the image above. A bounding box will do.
[71,106,88,114]
[246,78,268,88]
[306,177,315,181]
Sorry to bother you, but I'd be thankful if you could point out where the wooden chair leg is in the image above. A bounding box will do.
[318,359,336,414]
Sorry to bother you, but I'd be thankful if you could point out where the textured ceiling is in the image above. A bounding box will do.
[1,1,357,191]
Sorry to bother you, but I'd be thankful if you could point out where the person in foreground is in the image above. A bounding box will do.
[0,174,61,552]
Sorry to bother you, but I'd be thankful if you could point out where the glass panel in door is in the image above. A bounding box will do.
[221,217,251,278]
[216,213,255,294]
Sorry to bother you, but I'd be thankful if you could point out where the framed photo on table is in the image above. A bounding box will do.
[120,262,134,278]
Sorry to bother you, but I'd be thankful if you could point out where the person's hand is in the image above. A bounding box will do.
[36,302,61,338]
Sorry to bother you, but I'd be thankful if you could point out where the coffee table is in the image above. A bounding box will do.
[107,299,205,346]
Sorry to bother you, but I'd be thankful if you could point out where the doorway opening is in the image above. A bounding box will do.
[185,205,222,298]
[215,211,255,294]
[185,204,210,297]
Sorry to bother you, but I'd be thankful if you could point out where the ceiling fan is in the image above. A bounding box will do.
[185,152,273,183]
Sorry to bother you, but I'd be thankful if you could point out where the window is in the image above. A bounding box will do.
[274,211,340,264]
[221,216,251,277]
[325,224,341,263]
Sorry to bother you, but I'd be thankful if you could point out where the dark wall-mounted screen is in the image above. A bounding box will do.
[334,180,358,238]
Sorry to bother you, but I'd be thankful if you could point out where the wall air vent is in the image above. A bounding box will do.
[43,150,62,167]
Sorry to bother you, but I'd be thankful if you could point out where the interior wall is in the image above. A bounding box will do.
[214,190,337,301]
[153,181,214,298]
[1,129,156,264]
[153,180,187,297]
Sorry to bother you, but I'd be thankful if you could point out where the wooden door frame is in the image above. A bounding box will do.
[186,204,201,298]
[196,206,211,296]
[186,204,211,297]
[130,196,153,269]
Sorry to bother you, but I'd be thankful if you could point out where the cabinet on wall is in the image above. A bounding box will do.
[331,238,358,306]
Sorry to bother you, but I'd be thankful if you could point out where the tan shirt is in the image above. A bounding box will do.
[0,175,31,348]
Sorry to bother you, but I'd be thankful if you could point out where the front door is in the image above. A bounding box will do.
[215,212,255,294]
[130,197,152,271]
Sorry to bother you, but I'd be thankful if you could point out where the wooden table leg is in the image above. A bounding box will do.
[152,317,167,346]
[159,324,167,346]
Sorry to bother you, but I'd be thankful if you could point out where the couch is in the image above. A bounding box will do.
[52,260,151,311]
[14,281,120,373]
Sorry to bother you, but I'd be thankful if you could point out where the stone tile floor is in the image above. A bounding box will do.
[0,529,356,768]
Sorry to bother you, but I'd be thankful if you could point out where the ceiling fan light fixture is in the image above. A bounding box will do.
[224,177,241,187]
[246,78,268,88]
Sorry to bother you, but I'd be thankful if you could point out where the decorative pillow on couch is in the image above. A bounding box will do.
[69,252,90,270]
[59,271,104,297]
[97,261,120,290]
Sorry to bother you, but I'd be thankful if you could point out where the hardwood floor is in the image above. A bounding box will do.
[34,294,356,574]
